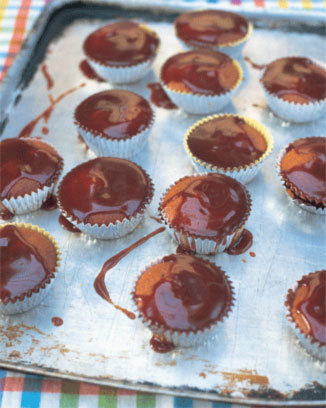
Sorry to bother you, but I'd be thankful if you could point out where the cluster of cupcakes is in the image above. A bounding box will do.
[0,9,325,359]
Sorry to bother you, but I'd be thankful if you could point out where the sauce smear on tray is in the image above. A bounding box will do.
[147,83,177,109]
[79,59,105,82]
[225,229,253,255]
[150,334,175,353]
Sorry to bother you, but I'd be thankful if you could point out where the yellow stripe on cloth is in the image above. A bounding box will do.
[0,0,10,32]
[278,0,288,8]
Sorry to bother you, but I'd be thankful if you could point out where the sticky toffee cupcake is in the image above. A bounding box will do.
[261,57,326,122]
[160,49,242,114]
[57,157,154,239]
[74,90,154,158]
[159,173,251,254]
[83,20,160,83]
[277,137,326,215]
[132,254,235,346]
[184,114,273,183]
[0,223,60,315]
[285,270,326,361]
[0,138,63,219]
[174,10,252,55]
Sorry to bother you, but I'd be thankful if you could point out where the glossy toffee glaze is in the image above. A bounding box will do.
[0,225,56,303]
[160,174,250,240]
[161,50,240,95]
[83,21,159,66]
[187,116,267,168]
[79,59,105,82]
[58,214,81,233]
[150,334,175,353]
[147,83,177,110]
[287,270,326,345]
[52,317,63,327]
[94,226,165,319]
[280,137,326,207]
[175,10,249,47]
[58,157,152,225]
[133,254,233,332]
[74,90,153,140]
[225,229,253,255]
[0,138,62,201]
[261,57,326,104]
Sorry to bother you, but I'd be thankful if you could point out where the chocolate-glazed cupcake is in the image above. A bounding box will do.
[132,254,235,346]
[159,173,251,254]
[261,57,326,122]
[160,49,242,114]
[277,137,326,215]
[74,90,154,158]
[285,270,326,361]
[184,114,273,184]
[175,10,252,55]
[0,223,61,315]
[57,157,154,239]
[0,138,63,220]
[83,21,160,83]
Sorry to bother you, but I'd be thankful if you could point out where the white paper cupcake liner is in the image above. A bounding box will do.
[131,257,235,347]
[276,146,325,216]
[184,114,273,184]
[158,174,251,255]
[285,277,326,361]
[75,114,155,159]
[87,58,155,84]
[0,223,61,315]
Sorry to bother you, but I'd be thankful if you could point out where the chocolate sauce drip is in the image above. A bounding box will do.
[175,10,249,47]
[161,50,239,95]
[52,317,63,327]
[83,21,159,66]
[58,214,81,233]
[244,56,266,70]
[149,216,162,224]
[262,57,326,102]
[249,251,256,258]
[225,229,253,255]
[79,59,105,82]
[187,116,267,168]
[94,226,165,319]
[0,138,62,201]
[42,126,49,135]
[150,334,175,353]
[0,225,53,302]
[41,194,58,211]
[74,90,153,140]
[147,83,177,110]
[0,202,14,220]
[41,64,54,90]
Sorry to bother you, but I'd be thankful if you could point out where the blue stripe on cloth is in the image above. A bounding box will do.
[21,374,42,408]
[0,370,5,408]
[212,403,234,408]
[174,397,193,408]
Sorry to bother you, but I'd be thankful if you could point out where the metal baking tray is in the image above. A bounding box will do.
[0,1,325,405]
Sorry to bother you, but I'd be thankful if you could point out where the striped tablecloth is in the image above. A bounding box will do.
[0,0,324,407]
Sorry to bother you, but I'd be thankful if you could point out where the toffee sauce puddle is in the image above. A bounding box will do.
[79,59,105,82]
[94,226,166,320]
[225,229,253,255]
[147,83,177,110]
[51,317,63,327]
[150,333,175,353]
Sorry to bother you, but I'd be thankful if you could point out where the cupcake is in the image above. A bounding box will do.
[261,57,326,122]
[0,138,63,220]
[132,253,234,346]
[159,173,251,254]
[160,49,242,114]
[285,270,326,361]
[0,223,61,315]
[57,157,154,239]
[184,114,273,184]
[174,10,252,55]
[83,20,160,83]
[74,90,154,158]
[277,137,325,215]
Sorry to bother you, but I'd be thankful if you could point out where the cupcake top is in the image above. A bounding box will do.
[186,115,268,169]
[0,138,63,200]
[83,21,160,67]
[285,270,326,346]
[160,174,250,239]
[280,137,326,207]
[58,157,153,225]
[161,50,240,95]
[133,254,234,332]
[175,10,250,48]
[0,224,58,304]
[74,90,153,140]
[261,57,326,104]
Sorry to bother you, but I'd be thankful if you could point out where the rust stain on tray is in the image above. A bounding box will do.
[221,369,269,386]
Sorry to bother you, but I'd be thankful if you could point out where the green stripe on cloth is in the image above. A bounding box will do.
[137,393,155,408]
[98,394,117,408]
[59,392,79,408]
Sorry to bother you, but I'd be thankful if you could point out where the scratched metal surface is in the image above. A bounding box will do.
[0,1,325,405]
